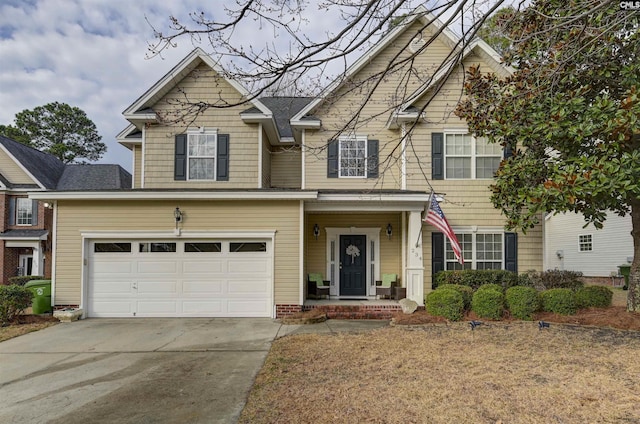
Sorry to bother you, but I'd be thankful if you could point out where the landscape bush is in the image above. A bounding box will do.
[437,284,473,310]
[426,288,464,321]
[522,270,584,291]
[575,286,613,309]
[541,288,577,315]
[471,287,505,320]
[0,284,33,323]
[433,270,518,290]
[476,283,504,293]
[7,275,44,286]
[505,286,541,320]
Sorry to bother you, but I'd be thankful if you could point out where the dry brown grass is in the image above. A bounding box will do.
[241,323,640,424]
[0,315,58,343]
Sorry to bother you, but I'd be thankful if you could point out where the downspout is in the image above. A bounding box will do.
[258,123,263,189]
[50,201,57,308]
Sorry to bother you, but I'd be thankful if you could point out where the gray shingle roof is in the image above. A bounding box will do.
[0,229,48,239]
[56,164,132,190]
[242,97,314,139]
[0,135,66,189]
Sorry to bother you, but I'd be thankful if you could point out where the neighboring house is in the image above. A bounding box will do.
[0,135,131,285]
[32,6,543,319]
[544,211,633,282]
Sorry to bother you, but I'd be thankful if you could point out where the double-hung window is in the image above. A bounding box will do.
[188,130,217,180]
[16,198,33,226]
[444,133,502,179]
[339,135,367,178]
[445,232,503,270]
[579,234,592,252]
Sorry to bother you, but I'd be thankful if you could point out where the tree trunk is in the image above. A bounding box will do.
[627,199,640,311]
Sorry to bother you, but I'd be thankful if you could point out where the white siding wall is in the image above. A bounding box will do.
[545,212,633,276]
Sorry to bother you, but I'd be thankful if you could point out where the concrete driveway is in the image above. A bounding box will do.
[0,318,301,424]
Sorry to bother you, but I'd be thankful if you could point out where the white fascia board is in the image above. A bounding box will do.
[81,230,277,240]
[28,190,319,201]
[0,144,45,190]
[290,5,455,125]
[122,113,158,121]
[290,119,321,129]
[317,192,430,202]
[306,201,426,213]
[124,48,271,119]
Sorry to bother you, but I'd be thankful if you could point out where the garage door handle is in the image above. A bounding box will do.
[132,283,138,290]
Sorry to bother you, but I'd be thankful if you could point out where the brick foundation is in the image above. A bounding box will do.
[302,304,404,319]
[275,304,303,318]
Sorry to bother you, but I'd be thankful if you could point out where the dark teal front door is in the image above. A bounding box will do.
[340,235,367,296]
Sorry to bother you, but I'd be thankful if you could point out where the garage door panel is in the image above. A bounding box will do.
[227,280,269,295]
[91,281,133,294]
[182,261,224,274]
[93,260,133,274]
[183,280,224,295]
[136,301,178,314]
[227,259,268,273]
[89,239,273,318]
[227,300,271,315]
[181,301,223,314]
[137,281,179,295]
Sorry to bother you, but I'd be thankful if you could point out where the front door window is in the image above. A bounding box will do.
[19,255,33,276]
[339,235,367,296]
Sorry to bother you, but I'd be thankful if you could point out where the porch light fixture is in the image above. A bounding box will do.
[313,224,320,240]
[174,207,183,223]
[386,223,392,240]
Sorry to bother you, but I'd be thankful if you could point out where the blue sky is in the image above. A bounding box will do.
[0,0,459,171]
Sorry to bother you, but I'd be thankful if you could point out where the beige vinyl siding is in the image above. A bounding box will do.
[304,22,454,190]
[262,128,271,188]
[143,63,259,189]
[305,213,402,281]
[133,145,142,188]
[54,200,300,306]
[0,149,37,185]
[271,146,301,189]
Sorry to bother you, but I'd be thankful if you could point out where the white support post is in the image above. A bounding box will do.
[405,210,424,305]
[31,244,41,276]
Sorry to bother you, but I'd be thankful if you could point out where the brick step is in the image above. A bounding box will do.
[303,304,401,320]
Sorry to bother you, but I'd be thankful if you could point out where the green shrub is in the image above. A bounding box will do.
[526,270,584,291]
[471,288,505,320]
[505,286,541,320]
[426,288,464,321]
[0,284,33,323]
[541,288,577,315]
[437,284,473,310]
[575,286,613,309]
[476,283,504,293]
[7,275,45,286]
[433,270,518,290]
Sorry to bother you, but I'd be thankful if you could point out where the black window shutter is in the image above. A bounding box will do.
[503,142,513,159]
[432,232,445,285]
[174,134,187,181]
[216,134,229,181]
[8,198,15,226]
[367,139,379,178]
[31,200,38,226]
[327,139,339,178]
[432,132,444,180]
[504,232,518,273]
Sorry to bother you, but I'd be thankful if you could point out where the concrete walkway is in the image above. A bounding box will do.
[0,318,388,424]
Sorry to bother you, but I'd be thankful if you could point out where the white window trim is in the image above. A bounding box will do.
[445,228,505,270]
[338,135,368,179]
[186,127,218,181]
[443,130,502,180]
[16,198,32,226]
[578,234,593,252]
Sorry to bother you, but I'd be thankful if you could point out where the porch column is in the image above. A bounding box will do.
[31,244,41,276]
[405,210,424,305]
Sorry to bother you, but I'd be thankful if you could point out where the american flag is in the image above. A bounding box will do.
[424,199,464,264]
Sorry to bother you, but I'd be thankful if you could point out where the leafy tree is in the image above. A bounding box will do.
[476,6,516,56]
[4,102,106,163]
[456,0,640,310]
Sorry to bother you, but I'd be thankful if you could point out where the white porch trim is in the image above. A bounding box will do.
[406,210,425,305]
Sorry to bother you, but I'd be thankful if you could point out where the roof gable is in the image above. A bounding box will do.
[0,135,66,189]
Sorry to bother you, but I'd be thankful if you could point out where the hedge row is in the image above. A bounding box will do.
[434,269,585,291]
[0,284,33,324]
[426,282,613,321]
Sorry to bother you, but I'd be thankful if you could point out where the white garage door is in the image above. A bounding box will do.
[87,240,273,317]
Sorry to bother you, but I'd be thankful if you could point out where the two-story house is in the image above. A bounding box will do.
[32,6,543,318]
[0,135,131,285]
